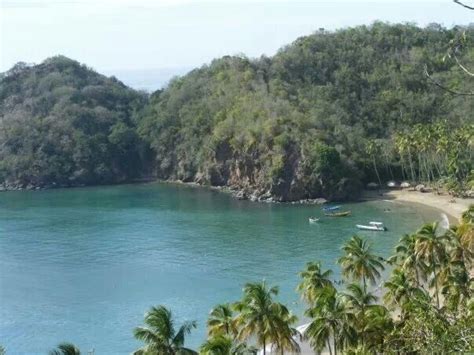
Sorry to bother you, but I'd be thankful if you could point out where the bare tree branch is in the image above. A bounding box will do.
[453,0,474,10]
[424,65,474,96]
[453,53,474,76]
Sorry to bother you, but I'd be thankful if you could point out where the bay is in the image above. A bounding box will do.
[0,183,443,354]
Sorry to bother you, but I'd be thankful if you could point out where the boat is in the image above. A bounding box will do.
[322,205,341,211]
[356,221,387,231]
[324,210,351,217]
[308,217,320,223]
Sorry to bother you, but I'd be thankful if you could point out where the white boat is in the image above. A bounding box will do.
[309,217,320,223]
[356,221,387,231]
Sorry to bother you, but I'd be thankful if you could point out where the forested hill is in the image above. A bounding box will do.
[0,56,149,189]
[139,23,473,201]
[1,23,473,200]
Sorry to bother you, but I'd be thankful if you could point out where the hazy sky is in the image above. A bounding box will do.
[1,0,473,75]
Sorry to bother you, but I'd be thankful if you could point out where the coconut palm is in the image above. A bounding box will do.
[342,283,377,345]
[305,287,356,355]
[234,281,299,355]
[440,261,473,311]
[271,306,301,355]
[296,261,334,305]
[383,268,426,319]
[449,224,474,267]
[415,222,447,308]
[207,304,237,338]
[199,335,257,355]
[133,305,197,355]
[363,305,393,353]
[49,343,81,355]
[338,236,385,291]
[388,233,425,286]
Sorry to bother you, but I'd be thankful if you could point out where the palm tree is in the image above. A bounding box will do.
[388,233,425,286]
[234,281,299,355]
[365,140,382,187]
[363,305,393,353]
[133,305,197,355]
[338,236,385,291]
[383,268,425,319]
[49,343,81,355]
[296,261,334,305]
[440,263,473,311]
[207,304,237,338]
[342,283,377,345]
[415,222,447,308]
[305,287,356,355]
[199,335,257,355]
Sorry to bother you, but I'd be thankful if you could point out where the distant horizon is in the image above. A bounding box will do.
[2,0,474,77]
[4,16,474,91]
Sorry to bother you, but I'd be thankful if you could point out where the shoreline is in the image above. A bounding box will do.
[361,189,473,221]
[2,178,472,221]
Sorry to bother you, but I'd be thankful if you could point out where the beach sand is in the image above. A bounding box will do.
[362,189,473,221]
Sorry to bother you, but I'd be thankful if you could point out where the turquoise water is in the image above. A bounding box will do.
[0,183,443,354]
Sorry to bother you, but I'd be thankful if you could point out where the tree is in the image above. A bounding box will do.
[342,283,377,345]
[415,222,447,308]
[365,140,382,186]
[296,261,334,305]
[388,233,425,286]
[49,343,81,355]
[363,305,393,353]
[199,335,257,355]
[133,305,197,355]
[305,287,356,355]
[338,236,385,291]
[383,268,426,319]
[207,304,237,338]
[234,281,299,355]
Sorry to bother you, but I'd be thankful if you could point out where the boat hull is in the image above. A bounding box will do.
[324,211,351,217]
[356,224,387,231]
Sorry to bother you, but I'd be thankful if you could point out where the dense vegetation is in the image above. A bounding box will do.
[139,22,473,201]
[1,23,473,200]
[14,205,470,354]
[0,56,148,189]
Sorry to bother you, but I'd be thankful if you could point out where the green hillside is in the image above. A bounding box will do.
[1,23,472,199]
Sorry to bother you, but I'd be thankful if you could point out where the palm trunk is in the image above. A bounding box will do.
[326,339,333,355]
[263,338,266,355]
[373,157,382,186]
[408,150,416,182]
[432,258,440,309]
[415,267,420,287]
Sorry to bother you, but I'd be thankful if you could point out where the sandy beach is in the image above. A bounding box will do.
[362,189,473,221]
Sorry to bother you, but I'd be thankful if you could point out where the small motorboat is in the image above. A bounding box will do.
[356,221,387,231]
[308,217,320,223]
[325,210,351,217]
[322,205,341,211]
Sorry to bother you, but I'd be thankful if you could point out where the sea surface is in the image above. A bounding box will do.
[0,183,444,354]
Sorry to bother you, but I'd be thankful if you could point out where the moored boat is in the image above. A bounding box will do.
[322,205,341,211]
[356,221,387,231]
[308,217,320,223]
[324,210,351,217]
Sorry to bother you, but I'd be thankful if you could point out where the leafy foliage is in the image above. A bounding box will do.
[0,56,149,188]
[138,23,474,200]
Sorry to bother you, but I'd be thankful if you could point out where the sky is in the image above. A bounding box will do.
[1,0,473,89]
